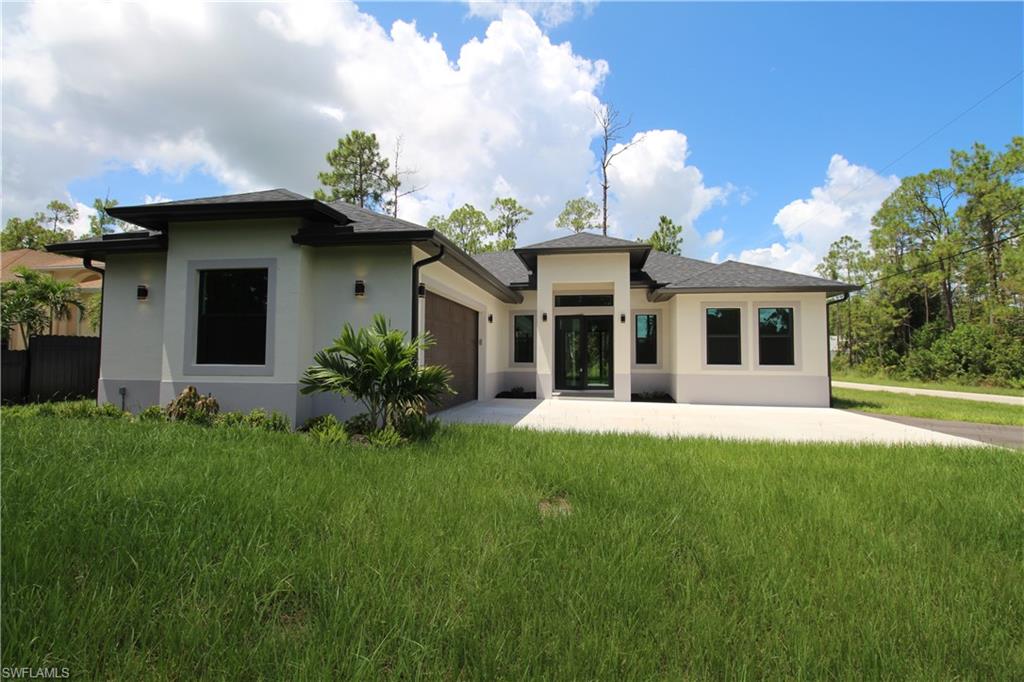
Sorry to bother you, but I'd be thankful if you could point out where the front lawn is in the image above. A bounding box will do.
[833,386,1024,426]
[3,414,1022,678]
[832,371,1023,397]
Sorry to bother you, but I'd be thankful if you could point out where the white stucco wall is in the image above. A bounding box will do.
[671,291,830,406]
[535,253,632,400]
[629,288,674,395]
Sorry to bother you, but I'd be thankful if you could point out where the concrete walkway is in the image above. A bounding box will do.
[437,399,988,447]
[832,381,1023,406]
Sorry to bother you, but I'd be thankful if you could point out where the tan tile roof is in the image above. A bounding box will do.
[1,249,104,284]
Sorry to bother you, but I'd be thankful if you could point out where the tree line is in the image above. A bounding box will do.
[817,136,1023,387]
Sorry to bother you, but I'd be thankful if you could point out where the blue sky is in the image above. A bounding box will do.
[7,1,1021,272]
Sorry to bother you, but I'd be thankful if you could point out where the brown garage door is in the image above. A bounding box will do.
[424,291,478,411]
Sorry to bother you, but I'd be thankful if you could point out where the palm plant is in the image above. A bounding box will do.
[300,314,454,431]
[38,277,86,335]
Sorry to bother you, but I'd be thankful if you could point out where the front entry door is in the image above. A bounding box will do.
[555,315,613,391]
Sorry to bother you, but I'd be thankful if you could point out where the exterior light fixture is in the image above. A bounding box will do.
[354,279,366,297]
[620,313,626,323]
[417,283,426,298]
[487,313,493,323]
[137,284,149,301]
[542,312,548,322]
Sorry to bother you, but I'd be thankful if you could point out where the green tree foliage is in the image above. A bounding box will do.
[300,314,453,432]
[89,197,126,236]
[314,130,393,210]
[645,215,683,255]
[0,267,85,347]
[44,200,79,234]
[821,136,1023,388]
[490,197,533,245]
[1,216,72,251]
[555,197,600,233]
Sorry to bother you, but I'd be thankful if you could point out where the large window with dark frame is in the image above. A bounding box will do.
[196,268,269,365]
[635,313,657,365]
[758,307,795,366]
[513,314,534,364]
[705,307,742,365]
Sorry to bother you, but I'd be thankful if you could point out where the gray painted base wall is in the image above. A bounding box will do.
[630,373,673,396]
[674,374,830,407]
[492,371,537,397]
[99,379,161,413]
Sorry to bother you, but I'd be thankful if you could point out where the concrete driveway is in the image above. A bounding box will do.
[437,398,989,447]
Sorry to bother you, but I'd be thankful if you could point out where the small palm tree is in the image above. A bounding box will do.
[39,277,86,335]
[300,314,453,431]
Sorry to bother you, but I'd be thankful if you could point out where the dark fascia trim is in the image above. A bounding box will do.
[290,228,522,304]
[648,283,861,302]
[514,244,652,272]
[46,232,168,260]
[107,200,350,231]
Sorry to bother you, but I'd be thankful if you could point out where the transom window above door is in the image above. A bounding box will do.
[554,294,613,307]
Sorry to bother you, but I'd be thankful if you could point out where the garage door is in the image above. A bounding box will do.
[424,291,478,411]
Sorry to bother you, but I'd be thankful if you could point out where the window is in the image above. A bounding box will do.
[706,307,741,365]
[554,294,613,307]
[758,307,794,366]
[196,268,268,365]
[635,313,657,365]
[513,314,534,364]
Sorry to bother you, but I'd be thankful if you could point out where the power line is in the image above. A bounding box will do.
[782,69,1023,241]
[858,230,1024,288]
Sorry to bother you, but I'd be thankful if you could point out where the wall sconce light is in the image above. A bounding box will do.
[620,313,626,323]
[417,283,426,298]
[136,284,149,301]
[542,312,548,322]
[354,279,366,297]
[487,313,493,323]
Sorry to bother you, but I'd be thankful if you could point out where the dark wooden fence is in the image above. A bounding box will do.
[1,336,100,403]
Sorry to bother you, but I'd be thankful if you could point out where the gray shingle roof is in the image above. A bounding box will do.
[473,251,531,286]
[148,188,309,206]
[663,259,855,291]
[519,232,646,250]
[641,250,718,286]
[326,200,431,233]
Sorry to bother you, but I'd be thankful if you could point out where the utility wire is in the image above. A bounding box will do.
[857,230,1024,288]
[782,69,1023,240]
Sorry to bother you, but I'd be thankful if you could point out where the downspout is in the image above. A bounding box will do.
[83,258,106,407]
[411,245,445,349]
[825,292,850,407]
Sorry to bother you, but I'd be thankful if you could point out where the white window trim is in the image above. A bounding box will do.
[183,258,277,377]
[753,301,802,371]
[509,310,536,367]
[701,302,748,370]
[631,310,662,369]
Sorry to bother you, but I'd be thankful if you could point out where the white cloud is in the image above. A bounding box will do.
[703,227,724,247]
[68,202,96,238]
[2,1,723,251]
[144,194,172,205]
[738,154,898,274]
[465,1,597,28]
[605,129,726,254]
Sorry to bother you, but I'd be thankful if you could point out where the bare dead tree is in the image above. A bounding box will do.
[595,104,645,236]
[389,135,426,218]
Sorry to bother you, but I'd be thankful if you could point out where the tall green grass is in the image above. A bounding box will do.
[833,387,1024,425]
[2,415,1022,679]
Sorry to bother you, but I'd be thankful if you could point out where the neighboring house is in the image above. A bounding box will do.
[1,249,103,349]
[48,189,857,422]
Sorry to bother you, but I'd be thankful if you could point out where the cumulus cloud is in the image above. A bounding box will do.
[737,154,898,274]
[605,129,726,253]
[465,1,597,28]
[2,1,724,249]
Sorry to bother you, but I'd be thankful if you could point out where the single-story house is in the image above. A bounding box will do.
[1,248,103,349]
[48,189,858,423]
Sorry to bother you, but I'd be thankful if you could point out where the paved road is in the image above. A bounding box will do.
[833,381,1023,406]
[852,412,1023,450]
[438,399,987,447]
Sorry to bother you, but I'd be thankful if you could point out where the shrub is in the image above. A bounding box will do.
[36,401,126,419]
[344,413,376,437]
[165,386,219,426]
[243,408,290,432]
[367,425,404,448]
[137,405,165,422]
[300,314,453,433]
[393,409,440,441]
[304,414,348,446]
[214,411,247,428]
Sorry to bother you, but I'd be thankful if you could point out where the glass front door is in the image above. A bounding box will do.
[555,315,613,391]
